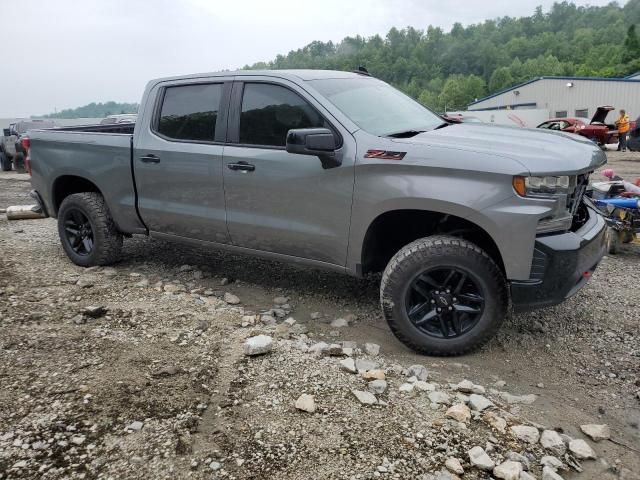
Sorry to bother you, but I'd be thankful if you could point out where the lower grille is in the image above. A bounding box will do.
[567,173,589,217]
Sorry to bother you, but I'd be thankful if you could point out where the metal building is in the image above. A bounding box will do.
[468,74,640,120]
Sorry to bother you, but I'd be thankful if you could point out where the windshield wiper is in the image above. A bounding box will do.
[385,129,427,138]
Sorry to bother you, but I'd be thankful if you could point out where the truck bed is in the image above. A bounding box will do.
[28,125,146,234]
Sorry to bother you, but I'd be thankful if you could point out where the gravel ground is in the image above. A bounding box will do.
[0,152,639,480]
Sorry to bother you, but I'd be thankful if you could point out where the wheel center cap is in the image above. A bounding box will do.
[434,293,452,307]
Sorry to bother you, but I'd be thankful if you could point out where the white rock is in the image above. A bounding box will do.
[568,439,596,459]
[368,380,387,394]
[499,392,537,404]
[244,335,273,356]
[224,292,240,305]
[70,434,86,445]
[308,341,329,355]
[469,394,494,411]
[540,455,564,471]
[510,425,540,444]
[506,451,530,470]
[352,389,377,405]
[355,358,378,373]
[542,466,564,480]
[407,364,428,381]
[445,457,464,475]
[399,383,415,393]
[428,391,451,405]
[579,424,610,442]
[340,358,357,373]
[209,461,222,471]
[127,421,144,431]
[446,403,471,423]
[364,342,380,356]
[468,446,495,471]
[493,460,523,480]
[414,381,436,391]
[284,317,297,326]
[295,394,316,413]
[330,318,349,328]
[540,430,566,455]
[520,471,537,480]
[455,379,485,394]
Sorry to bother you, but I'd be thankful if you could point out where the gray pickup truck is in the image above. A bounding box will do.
[27,70,607,355]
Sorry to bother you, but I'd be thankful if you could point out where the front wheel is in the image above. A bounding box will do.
[57,192,123,267]
[380,236,507,356]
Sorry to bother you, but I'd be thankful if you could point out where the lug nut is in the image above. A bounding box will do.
[448,306,453,311]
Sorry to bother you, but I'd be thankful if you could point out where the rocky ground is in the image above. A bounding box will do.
[0,152,639,480]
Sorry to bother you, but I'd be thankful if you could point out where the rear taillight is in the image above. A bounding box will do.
[21,137,32,176]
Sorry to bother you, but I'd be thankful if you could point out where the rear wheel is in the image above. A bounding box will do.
[57,192,123,267]
[380,235,507,356]
[0,152,11,171]
[13,152,25,173]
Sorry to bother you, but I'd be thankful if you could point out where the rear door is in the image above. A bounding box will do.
[222,78,355,266]
[134,78,232,243]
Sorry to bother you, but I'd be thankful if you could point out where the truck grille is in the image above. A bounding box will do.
[567,173,589,217]
[568,173,590,231]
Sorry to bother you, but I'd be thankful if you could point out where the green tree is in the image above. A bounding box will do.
[489,67,514,92]
[622,24,640,63]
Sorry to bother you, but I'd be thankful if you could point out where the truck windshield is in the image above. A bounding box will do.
[308,77,442,137]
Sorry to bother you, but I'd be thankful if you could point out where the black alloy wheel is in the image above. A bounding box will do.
[62,208,95,256]
[405,267,485,339]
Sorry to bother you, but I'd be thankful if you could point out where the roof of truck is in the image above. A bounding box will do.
[150,69,366,84]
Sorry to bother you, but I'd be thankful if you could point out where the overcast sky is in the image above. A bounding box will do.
[2,0,615,117]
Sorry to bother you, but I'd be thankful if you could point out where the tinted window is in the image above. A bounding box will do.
[239,83,325,147]
[158,83,222,141]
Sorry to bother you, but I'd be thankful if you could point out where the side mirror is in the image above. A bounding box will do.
[286,128,341,169]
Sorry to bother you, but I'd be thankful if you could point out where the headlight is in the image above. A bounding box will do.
[513,175,571,197]
[513,175,577,234]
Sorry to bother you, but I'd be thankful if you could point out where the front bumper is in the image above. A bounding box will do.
[511,205,607,311]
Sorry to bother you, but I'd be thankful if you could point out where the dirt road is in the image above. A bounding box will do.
[1,153,639,479]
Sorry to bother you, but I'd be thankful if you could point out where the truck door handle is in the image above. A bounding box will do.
[140,154,161,164]
[227,161,255,172]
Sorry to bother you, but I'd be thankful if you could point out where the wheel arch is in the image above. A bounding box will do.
[51,175,102,216]
[359,209,505,276]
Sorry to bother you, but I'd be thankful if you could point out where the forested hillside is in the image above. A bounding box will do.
[247,0,640,111]
[43,101,138,119]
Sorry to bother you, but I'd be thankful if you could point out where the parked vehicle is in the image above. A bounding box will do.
[589,179,640,253]
[536,106,624,146]
[628,116,640,152]
[100,114,137,125]
[1,119,57,172]
[441,113,483,124]
[27,70,607,356]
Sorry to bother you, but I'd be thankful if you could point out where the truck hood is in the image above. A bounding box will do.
[391,123,606,175]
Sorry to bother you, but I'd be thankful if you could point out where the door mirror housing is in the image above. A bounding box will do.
[286,128,341,169]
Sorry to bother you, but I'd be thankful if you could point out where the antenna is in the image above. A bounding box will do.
[354,65,371,76]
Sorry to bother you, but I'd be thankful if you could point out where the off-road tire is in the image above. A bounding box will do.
[13,152,25,173]
[57,193,122,267]
[380,235,507,356]
[0,152,11,171]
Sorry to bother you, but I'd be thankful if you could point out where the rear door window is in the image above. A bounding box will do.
[239,83,325,147]
[157,83,223,142]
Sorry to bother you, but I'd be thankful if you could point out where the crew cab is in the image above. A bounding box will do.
[27,70,607,356]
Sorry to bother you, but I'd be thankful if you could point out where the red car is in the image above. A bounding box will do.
[536,106,627,146]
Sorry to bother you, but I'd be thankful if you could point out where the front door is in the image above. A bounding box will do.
[134,80,231,244]
[222,80,355,266]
